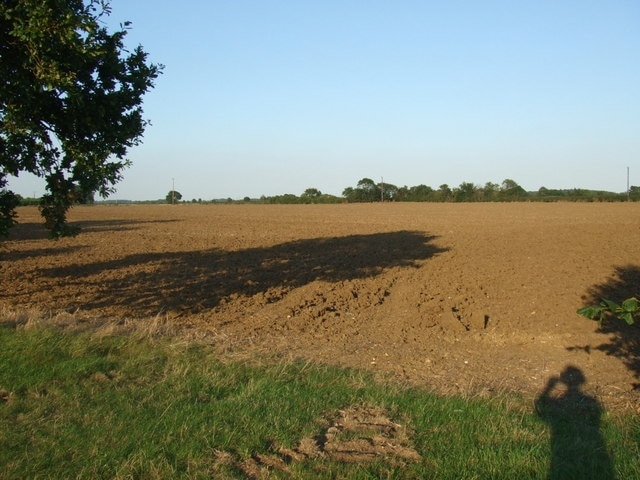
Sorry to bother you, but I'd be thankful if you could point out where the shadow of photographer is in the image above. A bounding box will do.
[535,366,614,480]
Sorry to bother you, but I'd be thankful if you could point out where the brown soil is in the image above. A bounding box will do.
[2,203,639,412]
[213,404,421,478]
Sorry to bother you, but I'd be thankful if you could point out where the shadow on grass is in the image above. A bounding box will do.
[535,366,614,480]
[39,230,447,317]
[578,265,640,389]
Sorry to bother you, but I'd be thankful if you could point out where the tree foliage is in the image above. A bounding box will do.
[300,187,322,203]
[341,178,536,203]
[230,178,634,205]
[499,178,527,201]
[342,178,383,202]
[166,190,182,204]
[0,180,19,235]
[0,0,162,237]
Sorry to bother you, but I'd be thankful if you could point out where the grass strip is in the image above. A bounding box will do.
[0,322,638,479]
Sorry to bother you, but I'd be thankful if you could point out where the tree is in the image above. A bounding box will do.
[342,178,382,203]
[355,178,380,202]
[300,187,322,203]
[437,184,452,202]
[454,181,478,202]
[499,178,527,201]
[482,182,499,201]
[166,190,182,204]
[0,185,19,236]
[408,184,433,202]
[0,0,162,237]
[381,182,398,202]
[342,187,355,202]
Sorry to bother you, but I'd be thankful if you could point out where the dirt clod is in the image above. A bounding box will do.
[211,405,420,475]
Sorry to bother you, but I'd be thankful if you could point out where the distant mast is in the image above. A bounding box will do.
[627,167,630,200]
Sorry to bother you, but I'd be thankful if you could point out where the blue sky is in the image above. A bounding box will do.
[8,0,640,200]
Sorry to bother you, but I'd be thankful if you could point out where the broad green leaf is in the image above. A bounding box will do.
[621,297,639,313]
[619,312,635,325]
[601,299,620,311]
[577,306,604,320]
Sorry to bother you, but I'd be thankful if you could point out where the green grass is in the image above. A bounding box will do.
[1,322,639,479]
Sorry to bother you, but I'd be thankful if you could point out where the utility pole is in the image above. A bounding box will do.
[627,167,630,200]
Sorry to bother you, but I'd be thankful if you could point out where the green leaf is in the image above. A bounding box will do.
[601,299,620,311]
[621,297,639,313]
[577,305,605,320]
[618,312,635,325]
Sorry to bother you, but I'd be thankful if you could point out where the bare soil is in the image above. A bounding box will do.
[2,203,639,412]
[212,404,421,478]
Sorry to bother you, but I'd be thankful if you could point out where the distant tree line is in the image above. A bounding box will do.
[261,188,342,204]
[257,178,638,204]
[15,178,639,207]
[15,186,95,207]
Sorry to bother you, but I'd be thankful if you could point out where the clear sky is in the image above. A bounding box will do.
[8,0,640,200]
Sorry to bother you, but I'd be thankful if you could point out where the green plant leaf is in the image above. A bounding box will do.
[618,311,635,325]
[601,299,620,311]
[621,297,639,313]
[577,306,604,320]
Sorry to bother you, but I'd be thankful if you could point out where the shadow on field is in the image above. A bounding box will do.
[7,218,178,242]
[2,245,90,261]
[3,227,82,261]
[76,218,179,233]
[535,366,614,479]
[39,230,447,317]
[6,222,54,241]
[577,265,640,389]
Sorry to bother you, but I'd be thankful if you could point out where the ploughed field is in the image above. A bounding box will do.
[3,203,639,411]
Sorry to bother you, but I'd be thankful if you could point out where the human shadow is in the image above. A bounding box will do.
[578,265,640,389]
[535,366,614,480]
[38,230,447,317]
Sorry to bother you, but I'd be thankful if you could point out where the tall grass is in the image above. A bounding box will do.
[1,320,638,479]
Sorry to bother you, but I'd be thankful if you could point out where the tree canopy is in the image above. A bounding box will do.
[166,190,182,204]
[0,0,162,237]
